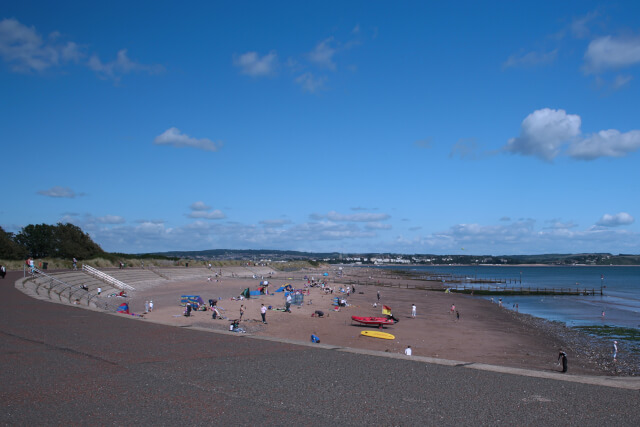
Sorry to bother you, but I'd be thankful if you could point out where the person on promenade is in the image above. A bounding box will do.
[260,304,267,324]
[404,346,412,356]
[240,304,245,320]
[613,341,618,362]
[0,265,6,279]
[411,304,416,318]
[558,350,568,373]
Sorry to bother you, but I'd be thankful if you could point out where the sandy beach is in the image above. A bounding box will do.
[126,266,627,376]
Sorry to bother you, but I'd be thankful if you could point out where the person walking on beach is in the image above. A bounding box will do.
[377,291,380,302]
[450,304,455,314]
[613,341,618,362]
[285,294,292,313]
[404,345,412,356]
[149,300,153,312]
[456,310,460,321]
[411,304,416,318]
[240,304,245,320]
[558,350,568,373]
[260,304,267,324]
[145,301,150,313]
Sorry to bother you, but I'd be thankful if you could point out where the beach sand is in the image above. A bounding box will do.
[127,267,615,376]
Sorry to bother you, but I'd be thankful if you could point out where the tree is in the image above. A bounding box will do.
[53,223,104,259]
[13,223,104,259]
[0,226,28,259]
[14,224,55,258]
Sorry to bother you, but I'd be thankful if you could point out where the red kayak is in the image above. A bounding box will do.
[351,316,394,329]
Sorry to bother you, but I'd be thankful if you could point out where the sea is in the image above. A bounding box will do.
[378,265,640,331]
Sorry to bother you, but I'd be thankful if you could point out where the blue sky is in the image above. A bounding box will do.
[1,1,639,255]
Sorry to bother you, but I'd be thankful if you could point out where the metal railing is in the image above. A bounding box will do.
[27,267,97,305]
[82,264,135,291]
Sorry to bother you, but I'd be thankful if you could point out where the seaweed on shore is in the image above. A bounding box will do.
[574,325,640,342]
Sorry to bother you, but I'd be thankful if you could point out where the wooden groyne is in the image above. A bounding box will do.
[341,280,602,296]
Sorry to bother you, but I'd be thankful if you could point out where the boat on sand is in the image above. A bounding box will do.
[351,316,394,329]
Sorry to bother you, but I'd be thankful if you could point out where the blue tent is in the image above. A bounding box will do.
[180,295,204,306]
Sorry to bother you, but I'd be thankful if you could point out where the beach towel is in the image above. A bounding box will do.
[117,303,129,314]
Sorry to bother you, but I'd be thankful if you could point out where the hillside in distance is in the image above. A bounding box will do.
[144,249,640,265]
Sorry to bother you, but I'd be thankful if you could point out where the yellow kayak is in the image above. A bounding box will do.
[361,330,395,340]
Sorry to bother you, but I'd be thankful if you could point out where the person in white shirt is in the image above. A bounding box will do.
[260,304,267,324]
[411,304,416,318]
[404,346,412,356]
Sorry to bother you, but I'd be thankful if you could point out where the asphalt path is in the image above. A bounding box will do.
[2,270,640,426]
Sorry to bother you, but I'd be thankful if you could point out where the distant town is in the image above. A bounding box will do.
[150,249,640,266]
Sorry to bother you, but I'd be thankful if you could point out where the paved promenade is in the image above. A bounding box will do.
[2,270,640,426]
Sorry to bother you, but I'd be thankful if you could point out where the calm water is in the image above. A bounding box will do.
[380,265,640,330]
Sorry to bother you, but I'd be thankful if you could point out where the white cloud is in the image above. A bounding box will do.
[504,108,581,161]
[311,211,391,222]
[571,11,598,39]
[188,210,225,220]
[0,18,61,72]
[503,49,558,69]
[567,129,640,159]
[295,72,327,93]
[233,51,277,76]
[59,208,640,254]
[612,74,633,90]
[190,201,211,211]
[187,200,225,220]
[504,109,640,161]
[365,222,392,230]
[259,219,292,227]
[88,49,163,81]
[584,35,640,73]
[596,212,635,227]
[96,215,126,224]
[37,186,79,198]
[0,18,161,81]
[308,37,337,70]
[414,138,432,149]
[154,127,222,152]
[392,218,640,255]
[449,138,486,160]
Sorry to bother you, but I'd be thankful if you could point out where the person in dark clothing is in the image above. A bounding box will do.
[558,350,568,373]
[185,304,192,317]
